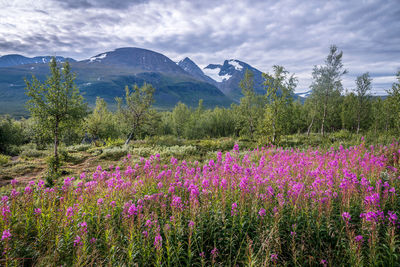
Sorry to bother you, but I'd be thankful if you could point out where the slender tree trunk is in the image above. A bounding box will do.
[307,116,314,137]
[321,105,327,137]
[125,130,134,145]
[54,120,59,173]
[272,119,276,143]
[321,93,328,137]
[356,112,360,135]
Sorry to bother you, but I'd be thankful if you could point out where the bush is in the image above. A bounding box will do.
[0,154,10,166]
[99,147,128,160]
[196,138,235,152]
[145,135,182,147]
[20,148,48,159]
[66,144,92,152]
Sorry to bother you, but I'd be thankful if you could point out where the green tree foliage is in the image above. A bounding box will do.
[260,65,297,143]
[341,92,358,131]
[116,83,155,144]
[309,45,347,136]
[386,71,400,131]
[234,69,264,139]
[85,97,119,140]
[25,58,87,170]
[171,102,191,138]
[0,116,26,155]
[355,72,372,133]
[370,97,391,133]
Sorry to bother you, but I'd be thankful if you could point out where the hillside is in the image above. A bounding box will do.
[0,48,232,115]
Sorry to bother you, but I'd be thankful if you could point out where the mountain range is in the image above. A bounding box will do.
[0,47,301,116]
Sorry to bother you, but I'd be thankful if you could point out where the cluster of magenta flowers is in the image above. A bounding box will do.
[0,142,399,266]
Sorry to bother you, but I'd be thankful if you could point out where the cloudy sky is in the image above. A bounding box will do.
[1,0,399,93]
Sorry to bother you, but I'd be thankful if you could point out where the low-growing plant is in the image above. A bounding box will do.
[0,143,399,266]
[99,147,128,160]
[0,154,10,166]
[66,144,92,152]
[20,148,48,159]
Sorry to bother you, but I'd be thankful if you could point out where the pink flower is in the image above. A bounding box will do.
[24,186,33,194]
[80,221,88,233]
[188,220,195,229]
[355,235,363,243]
[73,235,82,247]
[211,247,218,257]
[270,253,278,262]
[233,143,239,152]
[154,234,162,250]
[34,208,42,215]
[231,202,238,216]
[258,208,266,217]
[342,212,351,222]
[1,229,11,241]
[388,211,398,225]
[97,198,104,206]
[10,179,18,187]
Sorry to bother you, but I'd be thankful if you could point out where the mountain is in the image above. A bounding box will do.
[0,48,232,116]
[203,59,265,101]
[82,47,186,74]
[177,57,217,85]
[0,54,75,67]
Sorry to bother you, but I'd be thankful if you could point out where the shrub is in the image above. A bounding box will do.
[20,148,48,159]
[99,147,128,160]
[0,154,10,166]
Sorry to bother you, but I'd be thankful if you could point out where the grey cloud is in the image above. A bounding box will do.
[51,0,148,9]
[0,0,399,93]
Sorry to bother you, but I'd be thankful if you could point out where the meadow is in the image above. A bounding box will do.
[1,140,399,266]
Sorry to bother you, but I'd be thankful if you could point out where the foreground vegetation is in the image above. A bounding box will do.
[1,142,399,266]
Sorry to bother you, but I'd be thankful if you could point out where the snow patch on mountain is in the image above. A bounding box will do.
[203,66,231,82]
[228,60,243,71]
[90,53,107,62]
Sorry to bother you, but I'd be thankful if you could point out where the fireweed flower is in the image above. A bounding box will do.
[142,231,148,238]
[34,208,42,215]
[24,186,33,194]
[342,212,351,222]
[10,179,18,187]
[188,220,195,229]
[355,235,364,243]
[231,202,238,216]
[271,253,278,262]
[80,221,88,233]
[388,211,398,225]
[97,198,104,206]
[258,208,266,217]
[1,196,8,203]
[73,235,82,247]
[233,143,239,152]
[66,207,75,219]
[211,247,218,257]
[1,229,11,241]
[154,234,162,250]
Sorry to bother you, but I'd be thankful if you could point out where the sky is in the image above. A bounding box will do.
[0,0,399,94]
